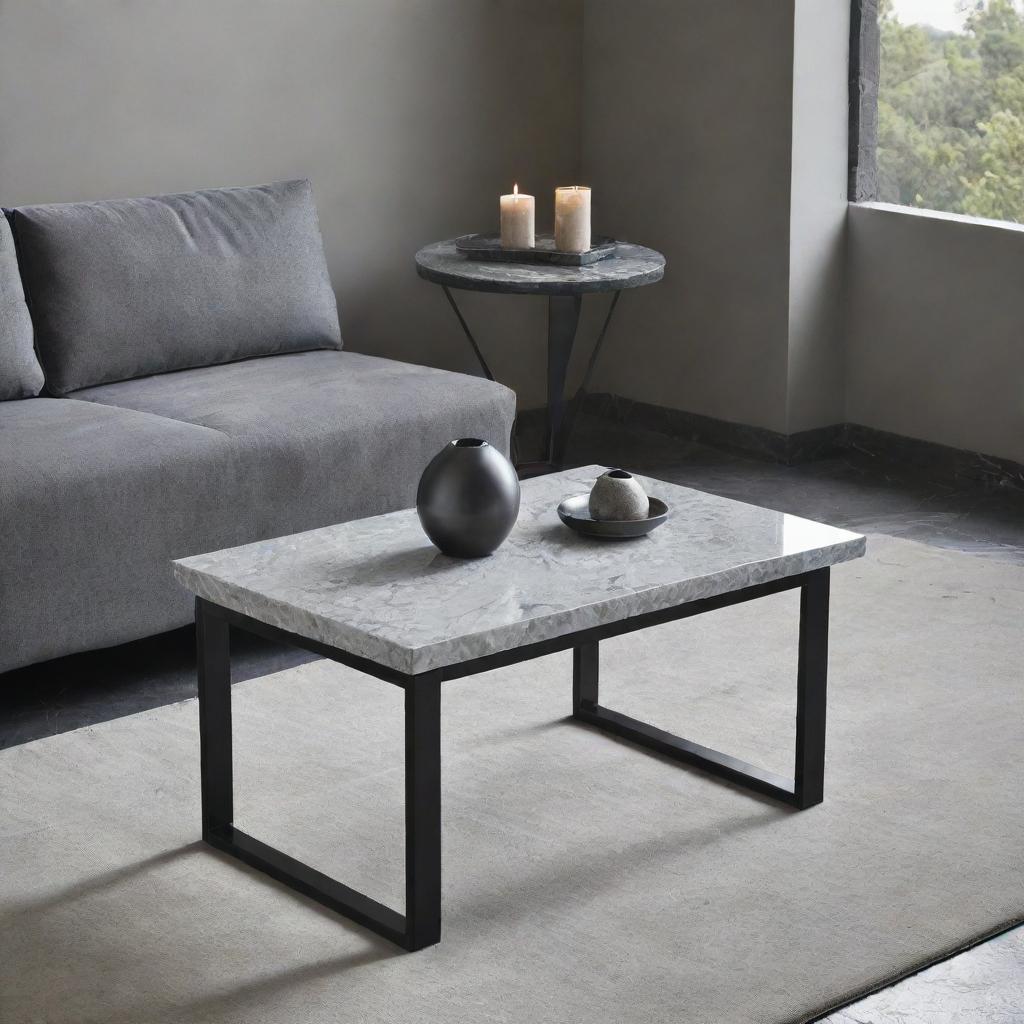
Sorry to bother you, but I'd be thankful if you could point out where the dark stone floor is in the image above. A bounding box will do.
[2,414,1022,1022]
[822,924,1024,1024]
[564,417,1024,564]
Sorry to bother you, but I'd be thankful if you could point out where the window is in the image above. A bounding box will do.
[866,0,1024,223]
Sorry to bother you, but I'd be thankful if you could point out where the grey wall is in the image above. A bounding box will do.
[0,0,582,408]
[581,0,854,438]
[786,0,849,434]
[581,0,1021,463]
[846,204,1024,464]
[4,1,1018,463]
[581,0,796,434]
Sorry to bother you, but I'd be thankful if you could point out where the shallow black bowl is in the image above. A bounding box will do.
[557,494,669,539]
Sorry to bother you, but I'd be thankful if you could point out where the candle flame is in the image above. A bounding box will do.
[513,183,518,196]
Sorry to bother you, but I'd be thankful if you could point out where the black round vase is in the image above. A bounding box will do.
[416,439,521,558]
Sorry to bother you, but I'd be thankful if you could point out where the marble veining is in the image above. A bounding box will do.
[173,467,865,675]
[415,240,665,295]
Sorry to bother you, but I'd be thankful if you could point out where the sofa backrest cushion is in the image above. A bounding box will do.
[10,180,342,395]
[0,213,44,400]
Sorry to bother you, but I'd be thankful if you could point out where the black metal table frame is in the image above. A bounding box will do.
[441,285,621,472]
[195,565,829,953]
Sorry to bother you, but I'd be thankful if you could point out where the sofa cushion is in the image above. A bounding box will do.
[0,397,249,673]
[0,214,43,400]
[74,350,517,538]
[10,180,341,396]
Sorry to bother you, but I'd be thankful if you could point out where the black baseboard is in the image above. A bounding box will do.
[519,393,1024,491]
[841,423,1024,491]
[582,393,846,464]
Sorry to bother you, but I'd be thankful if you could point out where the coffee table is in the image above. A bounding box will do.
[173,467,864,952]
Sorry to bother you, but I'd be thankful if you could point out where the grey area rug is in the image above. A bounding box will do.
[1,535,1022,1024]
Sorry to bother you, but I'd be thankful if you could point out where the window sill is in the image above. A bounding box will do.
[850,201,1024,235]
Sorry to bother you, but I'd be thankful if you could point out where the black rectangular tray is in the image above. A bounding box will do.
[455,232,616,267]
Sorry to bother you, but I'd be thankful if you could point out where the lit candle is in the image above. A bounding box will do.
[554,185,592,253]
[500,184,535,249]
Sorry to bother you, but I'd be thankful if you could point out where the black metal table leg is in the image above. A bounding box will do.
[438,287,521,465]
[571,568,831,809]
[194,598,443,952]
[197,598,232,837]
[794,567,829,808]
[559,290,621,463]
[405,674,443,950]
[573,641,599,714]
[441,285,495,381]
[190,566,834,948]
[437,286,625,474]
[545,295,581,467]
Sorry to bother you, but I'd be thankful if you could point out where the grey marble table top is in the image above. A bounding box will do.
[415,239,665,295]
[173,467,864,676]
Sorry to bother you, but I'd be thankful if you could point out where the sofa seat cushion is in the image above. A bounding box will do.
[0,214,43,400]
[74,350,517,539]
[10,180,341,396]
[0,398,249,672]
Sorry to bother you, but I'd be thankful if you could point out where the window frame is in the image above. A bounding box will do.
[848,0,880,203]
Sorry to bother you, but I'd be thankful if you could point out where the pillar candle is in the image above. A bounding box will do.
[554,185,591,253]
[500,185,535,249]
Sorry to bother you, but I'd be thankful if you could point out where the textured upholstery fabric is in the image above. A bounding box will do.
[0,214,43,400]
[0,398,250,673]
[10,180,341,396]
[76,350,517,540]
[0,354,514,673]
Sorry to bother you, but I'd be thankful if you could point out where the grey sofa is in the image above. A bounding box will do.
[0,180,515,674]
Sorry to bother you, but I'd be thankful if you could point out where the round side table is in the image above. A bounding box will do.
[415,239,665,474]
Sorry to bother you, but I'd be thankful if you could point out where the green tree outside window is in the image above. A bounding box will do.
[879,0,1024,222]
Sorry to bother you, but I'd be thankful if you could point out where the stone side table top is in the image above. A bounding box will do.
[415,239,666,295]
[174,467,864,676]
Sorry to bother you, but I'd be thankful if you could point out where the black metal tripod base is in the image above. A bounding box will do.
[440,286,623,472]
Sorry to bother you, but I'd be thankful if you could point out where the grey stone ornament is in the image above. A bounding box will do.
[416,439,521,558]
[589,469,649,521]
